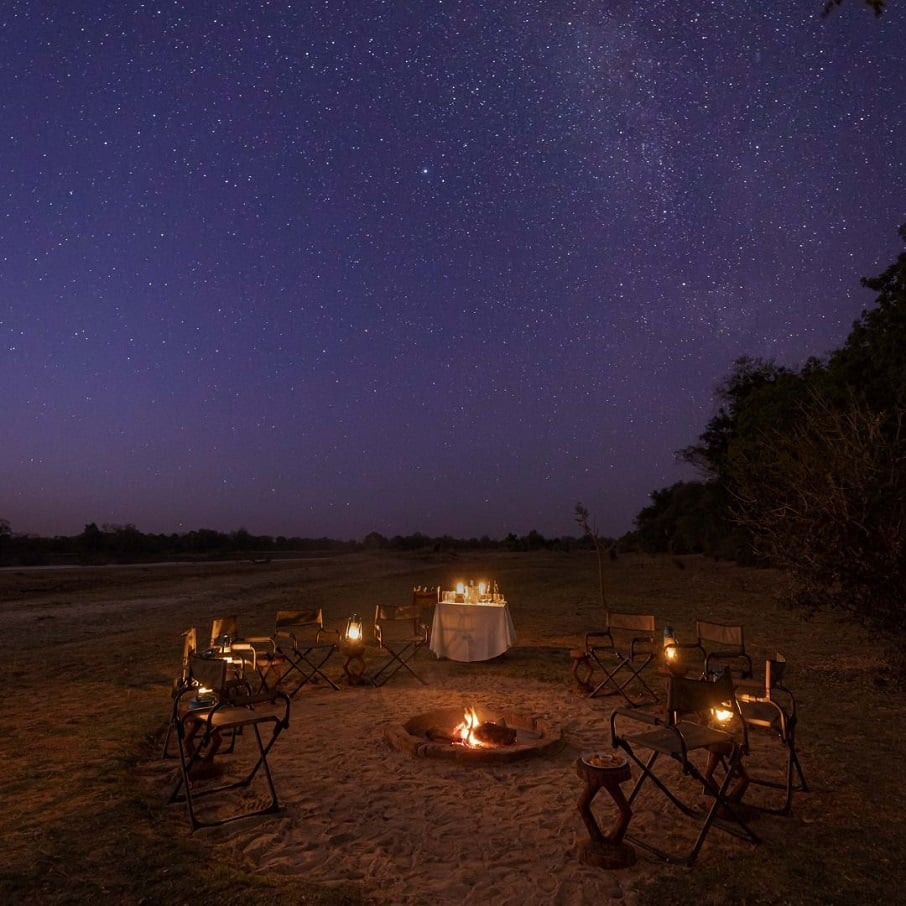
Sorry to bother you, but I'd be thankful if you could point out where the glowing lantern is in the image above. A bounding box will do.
[712,705,734,724]
[345,613,364,644]
[662,624,679,665]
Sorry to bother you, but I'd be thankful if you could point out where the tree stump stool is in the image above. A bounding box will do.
[575,753,636,869]
[339,641,370,686]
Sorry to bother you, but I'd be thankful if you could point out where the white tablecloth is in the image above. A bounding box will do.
[429,601,517,662]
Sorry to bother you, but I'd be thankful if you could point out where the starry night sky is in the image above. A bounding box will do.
[2,1,904,542]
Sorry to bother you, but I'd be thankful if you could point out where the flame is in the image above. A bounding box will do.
[453,707,484,747]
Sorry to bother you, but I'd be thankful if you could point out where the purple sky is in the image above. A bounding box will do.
[2,1,904,541]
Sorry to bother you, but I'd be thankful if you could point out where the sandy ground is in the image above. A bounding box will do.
[3,554,833,905]
[146,666,787,906]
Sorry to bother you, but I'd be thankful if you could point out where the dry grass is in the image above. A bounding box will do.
[1,550,902,904]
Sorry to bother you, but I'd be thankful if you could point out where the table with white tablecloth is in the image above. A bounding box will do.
[429,600,517,662]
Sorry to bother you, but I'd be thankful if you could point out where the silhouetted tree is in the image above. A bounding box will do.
[362,531,388,550]
[634,482,748,560]
[825,223,906,413]
[731,394,905,634]
[574,503,608,609]
[678,356,805,480]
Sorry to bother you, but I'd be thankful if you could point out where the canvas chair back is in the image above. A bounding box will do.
[274,609,325,640]
[667,670,739,722]
[188,653,229,693]
[695,620,752,679]
[697,620,744,650]
[608,612,655,634]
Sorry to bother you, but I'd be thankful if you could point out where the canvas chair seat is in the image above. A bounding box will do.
[626,719,734,755]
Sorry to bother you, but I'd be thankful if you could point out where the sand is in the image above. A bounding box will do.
[3,555,825,904]
[148,668,783,906]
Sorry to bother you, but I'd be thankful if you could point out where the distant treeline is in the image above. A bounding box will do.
[0,520,628,568]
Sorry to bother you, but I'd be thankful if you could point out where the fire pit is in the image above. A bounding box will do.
[384,706,563,763]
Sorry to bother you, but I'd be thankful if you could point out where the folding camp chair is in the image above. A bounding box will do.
[254,609,340,694]
[735,655,808,815]
[168,653,291,831]
[672,620,753,679]
[371,604,429,686]
[583,612,658,705]
[611,671,760,866]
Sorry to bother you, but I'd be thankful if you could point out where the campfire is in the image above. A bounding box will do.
[384,706,562,762]
[427,706,520,748]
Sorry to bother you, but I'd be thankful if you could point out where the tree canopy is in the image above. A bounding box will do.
[637,225,906,653]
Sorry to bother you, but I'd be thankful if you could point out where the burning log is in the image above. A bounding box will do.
[472,721,518,746]
[387,707,563,761]
[431,712,518,747]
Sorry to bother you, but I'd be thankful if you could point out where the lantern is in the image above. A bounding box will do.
[662,624,679,669]
[345,613,364,644]
[711,705,734,725]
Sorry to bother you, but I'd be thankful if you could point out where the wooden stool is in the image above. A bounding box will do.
[575,753,636,869]
[339,641,370,686]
